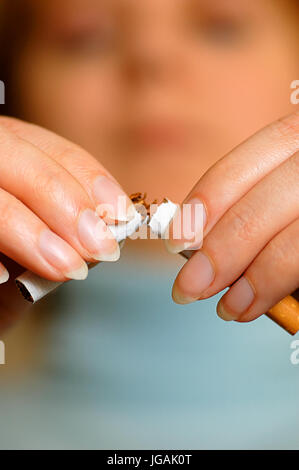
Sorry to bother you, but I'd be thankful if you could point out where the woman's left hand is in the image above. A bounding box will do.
[165,111,299,323]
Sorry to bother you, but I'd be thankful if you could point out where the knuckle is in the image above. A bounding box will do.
[55,146,78,164]
[58,145,86,161]
[57,147,99,180]
[275,112,299,141]
[267,237,287,264]
[290,150,299,171]
[267,232,299,267]
[228,202,261,243]
[58,147,92,176]
[0,199,17,227]
[32,168,84,217]
[32,168,66,200]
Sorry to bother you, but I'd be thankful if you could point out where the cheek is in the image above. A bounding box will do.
[54,68,120,144]
[17,51,121,147]
[189,45,297,149]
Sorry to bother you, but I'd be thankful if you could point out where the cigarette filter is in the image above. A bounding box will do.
[149,200,299,336]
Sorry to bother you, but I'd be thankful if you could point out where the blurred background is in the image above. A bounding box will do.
[0,0,298,449]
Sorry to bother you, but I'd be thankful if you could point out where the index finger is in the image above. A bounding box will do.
[165,111,299,254]
[0,117,137,223]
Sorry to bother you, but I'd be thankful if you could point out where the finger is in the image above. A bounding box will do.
[172,150,299,303]
[0,117,136,223]
[216,217,299,323]
[0,122,120,263]
[0,261,9,285]
[0,254,34,334]
[0,252,28,280]
[0,254,35,334]
[166,111,299,253]
[0,186,88,281]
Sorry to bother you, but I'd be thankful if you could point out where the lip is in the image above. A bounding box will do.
[123,118,192,150]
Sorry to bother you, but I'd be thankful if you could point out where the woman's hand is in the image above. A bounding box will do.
[0,116,135,331]
[166,111,299,323]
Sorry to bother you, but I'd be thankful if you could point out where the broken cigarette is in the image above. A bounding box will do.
[267,296,299,336]
[149,199,299,336]
[15,196,299,336]
[15,207,148,303]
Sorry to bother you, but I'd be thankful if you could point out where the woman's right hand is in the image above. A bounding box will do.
[0,116,135,331]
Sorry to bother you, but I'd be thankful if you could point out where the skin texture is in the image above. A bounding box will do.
[167,112,299,322]
[0,0,298,333]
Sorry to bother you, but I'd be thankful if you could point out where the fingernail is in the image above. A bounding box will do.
[218,277,255,321]
[78,209,120,262]
[0,265,9,284]
[39,229,88,280]
[93,175,137,222]
[66,265,89,281]
[172,288,197,305]
[172,251,215,304]
[165,197,207,254]
[216,303,236,322]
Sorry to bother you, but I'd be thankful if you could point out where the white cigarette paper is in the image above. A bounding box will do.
[148,199,178,237]
[15,199,180,303]
[149,200,193,260]
[16,209,146,303]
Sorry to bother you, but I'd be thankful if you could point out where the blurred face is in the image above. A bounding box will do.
[15,0,298,201]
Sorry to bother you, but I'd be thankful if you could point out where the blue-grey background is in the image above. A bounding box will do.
[0,248,298,449]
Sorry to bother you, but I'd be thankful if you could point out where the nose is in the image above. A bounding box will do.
[121,28,183,87]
